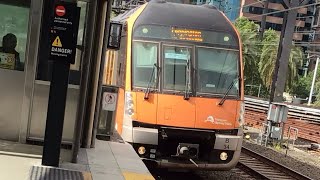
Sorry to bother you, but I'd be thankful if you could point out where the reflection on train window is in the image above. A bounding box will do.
[197,47,239,95]
[0,2,30,71]
[163,46,191,92]
[70,1,87,72]
[132,41,158,88]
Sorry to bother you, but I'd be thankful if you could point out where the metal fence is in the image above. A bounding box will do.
[244,97,320,124]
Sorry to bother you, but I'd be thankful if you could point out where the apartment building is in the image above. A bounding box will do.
[240,0,314,42]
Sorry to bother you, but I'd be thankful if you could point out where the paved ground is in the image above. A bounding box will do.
[86,140,154,180]
[0,152,41,180]
[0,138,154,180]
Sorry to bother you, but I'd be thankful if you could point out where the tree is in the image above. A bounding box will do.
[234,17,265,96]
[259,29,279,89]
[290,74,312,98]
[234,17,304,99]
[259,29,303,91]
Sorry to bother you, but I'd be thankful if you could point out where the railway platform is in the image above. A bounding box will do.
[0,139,154,180]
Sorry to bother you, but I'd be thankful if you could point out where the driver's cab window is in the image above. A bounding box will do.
[163,45,191,92]
[132,41,158,88]
[0,1,30,71]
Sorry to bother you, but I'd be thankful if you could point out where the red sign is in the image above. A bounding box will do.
[56,5,66,17]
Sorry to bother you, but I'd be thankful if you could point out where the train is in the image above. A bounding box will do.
[104,0,244,170]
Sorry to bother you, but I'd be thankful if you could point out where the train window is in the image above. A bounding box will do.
[0,1,30,71]
[163,45,191,92]
[197,47,239,95]
[132,41,158,88]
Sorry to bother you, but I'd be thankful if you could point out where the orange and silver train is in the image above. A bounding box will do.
[105,0,244,170]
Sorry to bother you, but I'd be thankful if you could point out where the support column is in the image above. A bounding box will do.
[270,0,308,103]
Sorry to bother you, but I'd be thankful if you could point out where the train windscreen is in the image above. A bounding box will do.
[132,25,240,96]
[197,47,239,95]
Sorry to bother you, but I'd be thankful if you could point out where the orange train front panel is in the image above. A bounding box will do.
[135,91,157,125]
[194,98,239,130]
[157,94,196,128]
[133,94,239,129]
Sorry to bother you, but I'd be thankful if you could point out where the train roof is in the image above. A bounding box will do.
[112,0,238,37]
[136,1,237,35]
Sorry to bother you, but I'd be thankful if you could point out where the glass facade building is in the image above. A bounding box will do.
[193,0,241,21]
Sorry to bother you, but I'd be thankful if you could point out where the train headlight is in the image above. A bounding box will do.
[138,146,146,155]
[220,152,228,161]
[238,102,245,127]
[125,92,134,116]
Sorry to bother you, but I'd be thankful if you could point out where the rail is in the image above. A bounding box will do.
[237,147,312,180]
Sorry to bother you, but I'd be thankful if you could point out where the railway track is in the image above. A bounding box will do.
[244,96,320,143]
[237,147,313,180]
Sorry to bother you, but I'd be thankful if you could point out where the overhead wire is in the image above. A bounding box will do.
[246,2,320,18]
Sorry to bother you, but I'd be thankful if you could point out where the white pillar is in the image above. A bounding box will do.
[308,57,319,106]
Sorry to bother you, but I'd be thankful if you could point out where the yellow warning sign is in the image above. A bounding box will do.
[52,36,62,47]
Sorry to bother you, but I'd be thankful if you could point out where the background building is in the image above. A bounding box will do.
[185,0,242,21]
[240,0,310,41]
[240,0,320,73]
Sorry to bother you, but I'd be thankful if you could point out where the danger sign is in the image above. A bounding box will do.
[52,36,62,47]
[49,1,80,64]
[56,6,66,17]
[102,92,118,111]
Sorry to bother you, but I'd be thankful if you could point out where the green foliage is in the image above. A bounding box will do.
[259,29,279,89]
[111,11,116,19]
[234,17,266,97]
[234,17,304,99]
[290,74,312,98]
[289,65,320,106]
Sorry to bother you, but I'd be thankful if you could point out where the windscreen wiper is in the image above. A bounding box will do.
[144,63,159,100]
[218,78,238,106]
[184,58,191,100]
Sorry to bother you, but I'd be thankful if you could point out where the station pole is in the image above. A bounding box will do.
[71,0,98,163]
[259,0,269,40]
[270,0,308,103]
[42,0,80,167]
[308,57,319,106]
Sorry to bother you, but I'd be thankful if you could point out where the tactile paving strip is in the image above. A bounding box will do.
[29,166,84,180]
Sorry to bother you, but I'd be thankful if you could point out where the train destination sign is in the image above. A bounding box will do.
[134,25,237,47]
[49,2,80,64]
[171,28,203,42]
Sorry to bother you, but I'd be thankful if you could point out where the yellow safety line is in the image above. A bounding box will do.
[82,171,93,180]
[122,171,155,180]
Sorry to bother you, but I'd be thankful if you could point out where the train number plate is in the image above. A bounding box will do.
[214,134,241,151]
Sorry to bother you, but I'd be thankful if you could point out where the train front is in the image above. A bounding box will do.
[116,1,244,170]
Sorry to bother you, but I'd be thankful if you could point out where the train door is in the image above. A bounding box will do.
[157,44,196,128]
[0,0,31,141]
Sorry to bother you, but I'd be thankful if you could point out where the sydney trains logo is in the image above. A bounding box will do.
[205,116,215,124]
[205,115,232,126]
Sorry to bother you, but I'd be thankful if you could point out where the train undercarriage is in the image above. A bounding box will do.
[126,122,243,170]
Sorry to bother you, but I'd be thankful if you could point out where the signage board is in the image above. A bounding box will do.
[102,92,118,111]
[171,28,203,42]
[0,52,15,70]
[49,1,80,64]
